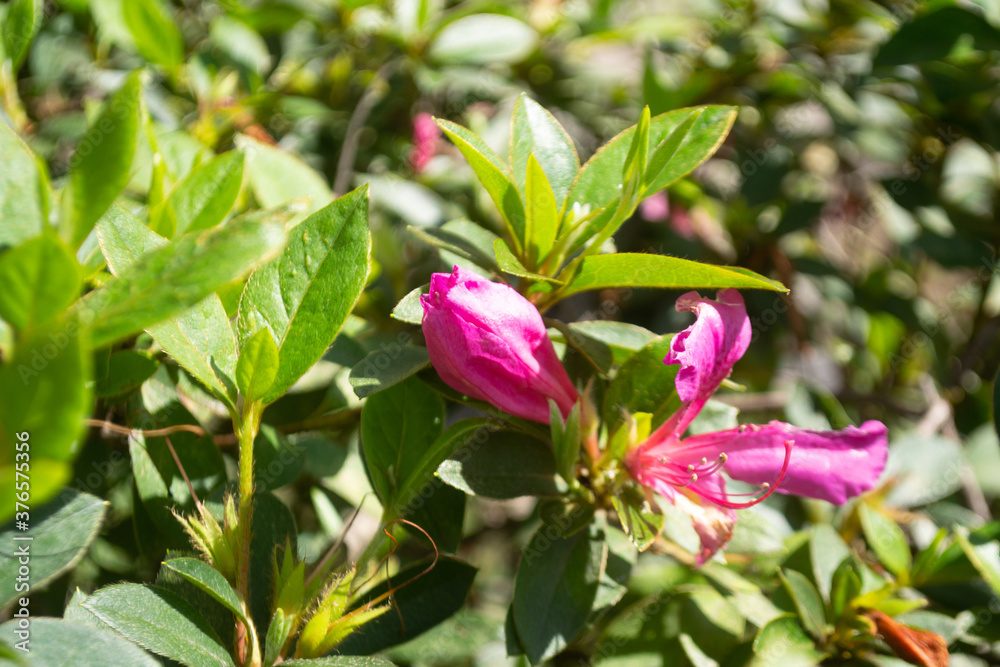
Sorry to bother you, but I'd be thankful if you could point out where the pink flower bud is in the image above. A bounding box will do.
[421,266,578,423]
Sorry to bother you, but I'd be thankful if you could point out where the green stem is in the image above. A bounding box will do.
[236,402,262,601]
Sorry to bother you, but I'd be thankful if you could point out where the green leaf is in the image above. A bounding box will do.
[0,234,80,330]
[751,615,827,667]
[349,345,430,399]
[829,557,863,619]
[809,524,851,601]
[494,238,563,284]
[560,253,786,299]
[236,327,279,403]
[0,490,106,607]
[408,219,501,272]
[0,316,91,520]
[954,526,1000,596]
[337,557,477,654]
[391,285,426,325]
[237,185,370,404]
[551,401,581,484]
[122,0,183,67]
[82,584,235,666]
[0,117,49,248]
[360,375,445,512]
[566,321,657,365]
[511,95,580,210]
[565,106,736,252]
[161,557,248,625]
[2,0,42,70]
[239,135,333,212]
[875,6,1000,67]
[778,569,827,641]
[437,429,562,499]
[643,108,703,190]
[523,154,560,264]
[169,150,244,234]
[603,335,678,432]
[859,504,912,582]
[66,72,141,248]
[95,349,158,399]
[0,618,160,666]
[436,119,526,247]
[82,210,285,350]
[513,522,606,664]
[682,586,746,660]
[611,491,664,552]
[428,14,537,65]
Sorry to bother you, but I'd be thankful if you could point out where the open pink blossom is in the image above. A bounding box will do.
[421,266,578,423]
[625,289,888,563]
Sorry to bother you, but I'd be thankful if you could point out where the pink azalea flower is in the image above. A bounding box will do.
[421,266,579,423]
[409,112,441,174]
[625,289,888,563]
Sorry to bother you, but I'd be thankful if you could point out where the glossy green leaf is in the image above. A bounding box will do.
[161,557,248,625]
[643,108,702,190]
[437,429,562,499]
[123,0,183,67]
[337,557,477,654]
[560,253,786,299]
[2,0,42,70]
[682,586,746,660]
[94,207,265,405]
[236,327,279,403]
[778,569,827,641]
[0,316,90,520]
[0,618,160,666]
[524,154,560,264]
[0,490,106,607]
[603,335,678,432]
[513,522,606,664]
[565,106,736,252]
[566,321,656,365]
[169,150,244,234]
[66,72,141,248]
[391,284,426,325]
[360,375,444,512]
[0,234,80,330]
[0,117,48,248]
[436,119,526,247]
[349,345,430,399]
[83,584,235,666]
[428,14,537,65]
[494,238,563,284]
[859,504,912,581]
[83,210,284,349]
[237,185,370,403]
[240,135,333,212]
[511,95,580,210]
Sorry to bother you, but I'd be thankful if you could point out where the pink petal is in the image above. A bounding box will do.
[682,420,889,505]
[665,289,751,410]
